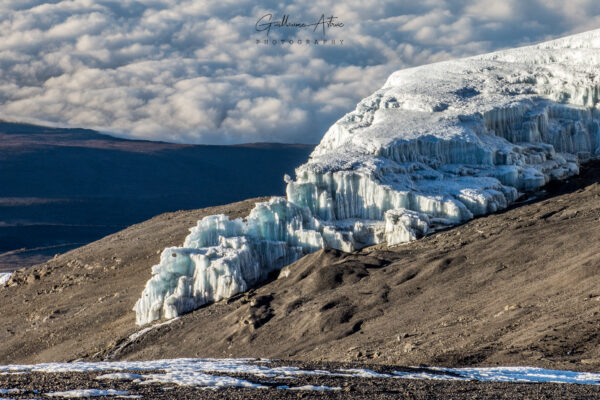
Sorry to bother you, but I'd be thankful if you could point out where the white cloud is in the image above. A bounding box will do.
[0,0,598,144]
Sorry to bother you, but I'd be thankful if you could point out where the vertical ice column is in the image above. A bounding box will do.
[384,209,430,245]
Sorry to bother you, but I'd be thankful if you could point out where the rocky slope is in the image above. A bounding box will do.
[0,198,266,363]
[1,163,599,372]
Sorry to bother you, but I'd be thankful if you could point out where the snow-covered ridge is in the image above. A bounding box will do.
[134,29,600,325]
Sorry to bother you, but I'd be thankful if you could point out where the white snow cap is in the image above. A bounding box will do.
[135,29,600,325]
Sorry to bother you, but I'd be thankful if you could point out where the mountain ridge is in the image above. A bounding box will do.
[0,121,314,270]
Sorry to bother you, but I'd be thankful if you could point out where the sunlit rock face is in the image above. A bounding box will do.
[134,29,600,325]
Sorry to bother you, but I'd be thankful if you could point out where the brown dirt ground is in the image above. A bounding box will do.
[1,162,600,375]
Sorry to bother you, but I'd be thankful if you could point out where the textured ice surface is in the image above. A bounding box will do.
[135,29,600,324]
[133,199,338,324]
[1,359,599,388]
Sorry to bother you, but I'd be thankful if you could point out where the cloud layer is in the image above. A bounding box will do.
[0,0,599,144]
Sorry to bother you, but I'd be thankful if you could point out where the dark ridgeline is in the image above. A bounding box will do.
[0,122,314,270]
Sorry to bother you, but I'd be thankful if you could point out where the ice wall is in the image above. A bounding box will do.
[135,199,324,324]
[135,29,600,325]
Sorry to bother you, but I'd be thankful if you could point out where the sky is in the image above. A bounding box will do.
[0,1,599,145]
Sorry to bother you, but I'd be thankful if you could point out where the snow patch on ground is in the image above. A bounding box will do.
[398,366,600,385]
[0,389,23,394]
[96,373,144,381]
[46,389,129,398]
[0,273,12,286]
[339,368,392,378]
[282,385,341,391]
[1,359,599,390]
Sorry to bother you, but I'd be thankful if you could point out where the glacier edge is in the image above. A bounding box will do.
[134,28,600,325]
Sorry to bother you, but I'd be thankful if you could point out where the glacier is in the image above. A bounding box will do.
[134,29,600,325]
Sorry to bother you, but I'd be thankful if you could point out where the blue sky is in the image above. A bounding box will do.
[0,0,599,144]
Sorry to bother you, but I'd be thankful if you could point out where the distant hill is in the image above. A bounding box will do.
[0,122,314,270]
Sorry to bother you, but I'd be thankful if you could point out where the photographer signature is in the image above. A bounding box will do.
[255,14,344,36]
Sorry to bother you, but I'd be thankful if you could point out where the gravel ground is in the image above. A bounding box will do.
[2,360,600,399]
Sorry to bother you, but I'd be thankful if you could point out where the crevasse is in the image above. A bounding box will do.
[134,28,600,325]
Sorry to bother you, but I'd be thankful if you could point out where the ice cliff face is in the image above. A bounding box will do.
[134,29,600,325]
